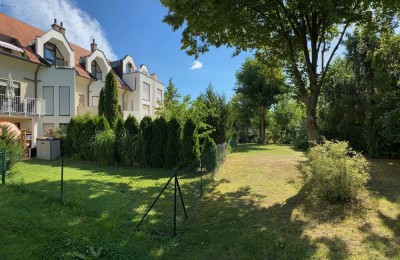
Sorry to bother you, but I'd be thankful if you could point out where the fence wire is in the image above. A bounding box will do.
[4,143,229,236]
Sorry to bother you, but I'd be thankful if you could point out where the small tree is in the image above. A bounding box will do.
[115,117,125,163]
[140,116,153,166]
[0,125,23,169]
[165,117,182,169]
[202,135,217,172]
[125,115,139,136]
[151,116,168,168]
[181,118,200,169]
[98,88,105,116]
[104,72,120,127]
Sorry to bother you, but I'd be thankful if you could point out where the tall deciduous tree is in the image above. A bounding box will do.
[160,0,397,145]
[235,58,284,144]
[104,72,120,128]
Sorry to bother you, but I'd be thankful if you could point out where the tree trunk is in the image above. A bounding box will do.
[305,95,320,147]
[259,106,266,144]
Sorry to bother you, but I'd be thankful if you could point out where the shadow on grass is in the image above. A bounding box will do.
[167,179,351,259]
[232,143,272,153]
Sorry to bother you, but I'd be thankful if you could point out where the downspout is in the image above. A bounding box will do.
[34,64,41,98]
[87,78,92,106]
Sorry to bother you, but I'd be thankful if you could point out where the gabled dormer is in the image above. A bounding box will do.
[140,64,150,76]
[34,19,75,68]
[82,41,111,81]
[122,55,137,74]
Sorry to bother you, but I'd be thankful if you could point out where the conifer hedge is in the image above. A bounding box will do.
[140,116,153,166]
[151,116,167,168]
[181,118,200,169]
[165,117,181,169]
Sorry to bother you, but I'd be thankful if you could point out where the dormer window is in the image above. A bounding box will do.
[126,62,133,73]
[91,61,102,80]
[44,42,65,66]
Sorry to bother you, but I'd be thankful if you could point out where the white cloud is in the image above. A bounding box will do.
[190,60,203,70]
[9,0,118,60]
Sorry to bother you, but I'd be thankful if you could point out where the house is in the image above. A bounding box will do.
[0,13,164,146]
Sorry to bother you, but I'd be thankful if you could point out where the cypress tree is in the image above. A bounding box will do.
[151,116,167,168]
[181,118,200,169]
[98,88,105,116]
[202,135,217,172]
[140,116,153,166]
[165,117,181,169]
[115,117,125,163]
[104,72,119,127]
[125,115,139,136]
[96,115,110,132]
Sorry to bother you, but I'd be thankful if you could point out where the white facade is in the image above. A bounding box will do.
[0,14,164,146]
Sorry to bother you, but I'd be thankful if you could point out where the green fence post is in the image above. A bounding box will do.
[2,151,6,184]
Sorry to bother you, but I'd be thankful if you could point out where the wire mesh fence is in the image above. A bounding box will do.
[3,143,230,236]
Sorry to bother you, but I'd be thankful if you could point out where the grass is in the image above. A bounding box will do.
[1,144,399,259]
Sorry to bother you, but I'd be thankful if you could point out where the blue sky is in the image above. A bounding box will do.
[5,0,252,99]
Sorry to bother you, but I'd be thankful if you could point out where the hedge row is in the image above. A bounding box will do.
[65,115,218,171]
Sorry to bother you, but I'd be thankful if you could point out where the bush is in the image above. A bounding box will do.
[125,115,139,136]
[165,117,182,169]
[51,125,67,156]
[151,117,167,168]
[181,118,200,169]
[96,115,110,132]
[132,133,146,167]
[92,130,115,165]
[201,136,217,172]
[120,132,135,166]
[140,116,153,166]
[0,125,23,170]
[292,120,309,150]
[115,117,125,163]
[302,141,370,202]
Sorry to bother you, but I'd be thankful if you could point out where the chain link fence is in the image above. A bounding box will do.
[3,143,229,236]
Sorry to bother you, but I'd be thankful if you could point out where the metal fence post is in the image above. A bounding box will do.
[173,170,177,237]
[2,151,6,185]
[61,157,64,202]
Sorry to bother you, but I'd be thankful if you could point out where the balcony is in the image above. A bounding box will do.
[0,94,46,117]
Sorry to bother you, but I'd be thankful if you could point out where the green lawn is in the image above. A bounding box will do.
[1,144,399,259]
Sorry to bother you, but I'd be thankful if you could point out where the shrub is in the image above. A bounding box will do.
[115,117,125,163]
[96,115,110,132]
[0,125,23,170]
[80,116,97,161]
[125,115,139,136]
[65,117,79,155]
[302,141,370,202]
[292,120,309,150]
[92,130,115,165]
[151,117,167,168]
[133,133,146,167]
[51,125,67,156]
[181,118,200,169]
[140,116,153,166]
[165,117,182,169]
[201,136,217,172]
[103,72,120,127]
[120,132,135,166]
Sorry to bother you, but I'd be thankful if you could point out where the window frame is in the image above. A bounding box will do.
[43,86,54,116]
[143,82,150,101]
[91,61,102,80]
[59,86,70,116]
[44,42,64,66]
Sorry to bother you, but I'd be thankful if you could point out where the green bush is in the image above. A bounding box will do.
[181,118,200,169]
[201,136,217,172]
[302,141,370,202]
[80,116,97,161]
[292,120,309,150]
[0,125,23,170]
[125,115,139,136]
[65,117,78,155]
[151,117,167,168]
[96,115,110,132]
[120,132,135,166]
[115,117,125,163]
[92,130,115,165]
[140,116,153,166]
[51,125,67,156]
[132,133,146,167]
[165,117,182,169]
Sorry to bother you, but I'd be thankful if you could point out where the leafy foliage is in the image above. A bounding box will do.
[98,88,105,116]
[92,130,115,165]
[103,72,120,127]
[114,117,125,163]
[140,116,153,166]
[164,117,181,169]
[125,115,139,136]
[201,135,217,172]
[181,118,200,169]
[151,117,167,168]
[0,125,23,170]
[302,141,369,202]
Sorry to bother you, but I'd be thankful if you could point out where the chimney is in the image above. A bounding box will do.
[51,19,60,31]
[90,39,97,52]
[59,21,66,36]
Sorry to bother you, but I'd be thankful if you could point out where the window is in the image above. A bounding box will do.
[156,89,163,104]
[92,96,99,107]
[143,104,150,116]
[131,100,134,111]
[78,94,85,106]
[0,79,20,96]
[126,62,133,73]
[43,86,54,115]
[44,42,64,66]
[43,123,54,137]
[59,86,70,116]
[143,82,150,101]
[91,61,102,80]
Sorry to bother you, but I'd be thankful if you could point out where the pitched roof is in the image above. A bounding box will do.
[0,13,130,90]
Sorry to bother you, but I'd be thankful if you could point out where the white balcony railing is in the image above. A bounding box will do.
[0,94,46,117]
